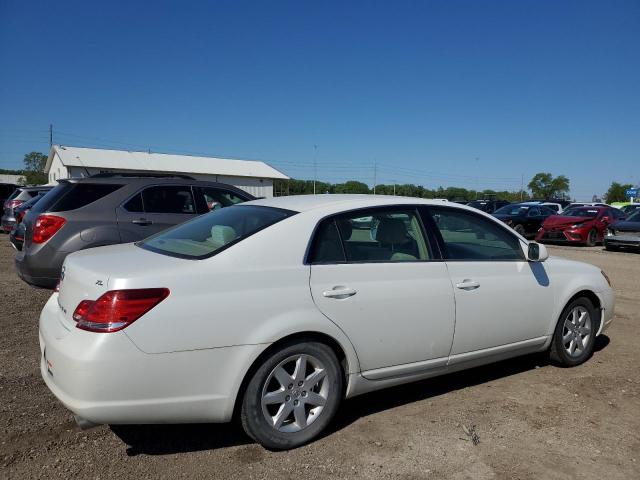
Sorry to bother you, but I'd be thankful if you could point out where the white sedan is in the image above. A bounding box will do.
[39,195,615,449]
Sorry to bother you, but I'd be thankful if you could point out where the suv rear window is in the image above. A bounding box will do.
[140,205,294,259]
[33,182,123,213]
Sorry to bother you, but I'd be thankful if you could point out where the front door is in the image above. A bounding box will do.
[426,206,555,359]
[308,207,456,376]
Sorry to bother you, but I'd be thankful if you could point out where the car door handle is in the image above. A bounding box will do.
[132,219,153,226]
[322,287,357,299]
[456,279,480,290]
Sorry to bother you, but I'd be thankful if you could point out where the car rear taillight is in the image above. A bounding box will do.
[5,199,24,209]
[73,288,170,333]
[32,215,66,244]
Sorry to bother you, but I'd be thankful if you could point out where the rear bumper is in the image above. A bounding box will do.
[39,294,263,425]
[604,235,640,248]
[14,246,66,289]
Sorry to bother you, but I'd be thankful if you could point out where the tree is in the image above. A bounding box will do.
[21,152,48,185]
[604,182,633,203]
[527,172,570,199]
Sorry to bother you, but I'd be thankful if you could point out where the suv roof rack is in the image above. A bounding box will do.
[88,172,195,180]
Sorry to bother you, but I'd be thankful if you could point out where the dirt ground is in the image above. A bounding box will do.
[1,236,638,480]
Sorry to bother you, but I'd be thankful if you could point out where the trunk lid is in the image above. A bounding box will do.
[56,242,187,327]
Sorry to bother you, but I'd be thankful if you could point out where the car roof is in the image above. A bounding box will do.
[242,194,451,213]
[57,176,253,194]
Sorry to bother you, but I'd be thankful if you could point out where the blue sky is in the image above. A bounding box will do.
[1,0,638,199]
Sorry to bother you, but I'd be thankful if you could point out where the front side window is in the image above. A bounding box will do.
[142,186,195,214]
[197,187,248,212]
[309,208,430,263]
[429,207,524,261]
[140,205,294,259]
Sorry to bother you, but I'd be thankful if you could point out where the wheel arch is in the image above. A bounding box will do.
[231,331,351,421]
[556,289,602,332]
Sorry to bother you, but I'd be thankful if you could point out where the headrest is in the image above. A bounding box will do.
[210,225,237,246]
[336,219,353,241]
[376,218,408,244]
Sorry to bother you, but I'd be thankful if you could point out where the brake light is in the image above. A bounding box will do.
[32,215,66,244]
[5,199,24,209]
[73,288,170,333]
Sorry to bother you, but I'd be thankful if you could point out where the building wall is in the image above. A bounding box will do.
[58,166,274,197]
[0,174,22,184]
[47,154,69,184]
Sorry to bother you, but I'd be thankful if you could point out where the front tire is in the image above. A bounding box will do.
[549,298,598,367]
[586,229,598,247]
[240,340,343,450]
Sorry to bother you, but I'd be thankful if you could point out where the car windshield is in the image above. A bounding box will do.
[140,205,295,259]
[567,208,600,218]
[494,205,528,216]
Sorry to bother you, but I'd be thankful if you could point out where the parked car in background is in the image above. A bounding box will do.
[466,199,510,214]
[520,201,564,214]
[16,175,254,288]
[40,195,614,449]
[2,186,52,232]
[604,210,640,251]
[9,191,51,251]
[492,203,555,237]
[536,206,626,246]
[0,183,18,212]
[566,202,609,210]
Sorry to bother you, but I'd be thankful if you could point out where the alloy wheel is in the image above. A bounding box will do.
[562,306,592,358]
[261,354,329,433]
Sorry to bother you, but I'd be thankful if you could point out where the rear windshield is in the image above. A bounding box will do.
[32,182,123,213]
[495,205,528,216]
[139,205,295,259]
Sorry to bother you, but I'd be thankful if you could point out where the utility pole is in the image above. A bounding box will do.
[313,144,318,195]
[393,181,396,196]
[373,161,377,194]
[520,174,524,201]
[49,124,53,148]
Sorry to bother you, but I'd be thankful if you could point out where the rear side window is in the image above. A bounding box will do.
[142,186,196,214]
[309,208,430,264]
[140,205,294,259]
[429,207,524,261]
[51,183,124,212]
[196,186,248,212]
[123,193,144,212]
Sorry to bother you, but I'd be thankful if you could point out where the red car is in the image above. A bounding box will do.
[536,206,626,246]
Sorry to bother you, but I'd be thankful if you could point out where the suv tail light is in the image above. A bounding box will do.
[32,215,66,244]
[5,199,24,209]
[73,288,170,333]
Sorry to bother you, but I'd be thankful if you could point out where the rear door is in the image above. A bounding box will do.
[308,206,456,377]
[116,185,198,242]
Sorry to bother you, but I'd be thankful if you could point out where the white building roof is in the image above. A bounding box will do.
[45,145,289,180]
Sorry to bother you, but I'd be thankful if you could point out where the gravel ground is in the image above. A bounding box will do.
[1,237,639,479]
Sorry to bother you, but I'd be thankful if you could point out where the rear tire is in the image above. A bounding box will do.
[240,340,343,450]
[586,229,597,247]
[549,297,598,367]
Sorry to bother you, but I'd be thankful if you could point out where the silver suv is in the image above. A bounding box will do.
[15,174,254,288]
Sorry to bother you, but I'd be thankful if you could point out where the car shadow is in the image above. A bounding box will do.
[111,335,610,455]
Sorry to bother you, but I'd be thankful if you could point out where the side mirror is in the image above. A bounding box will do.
[527,242,549,262]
